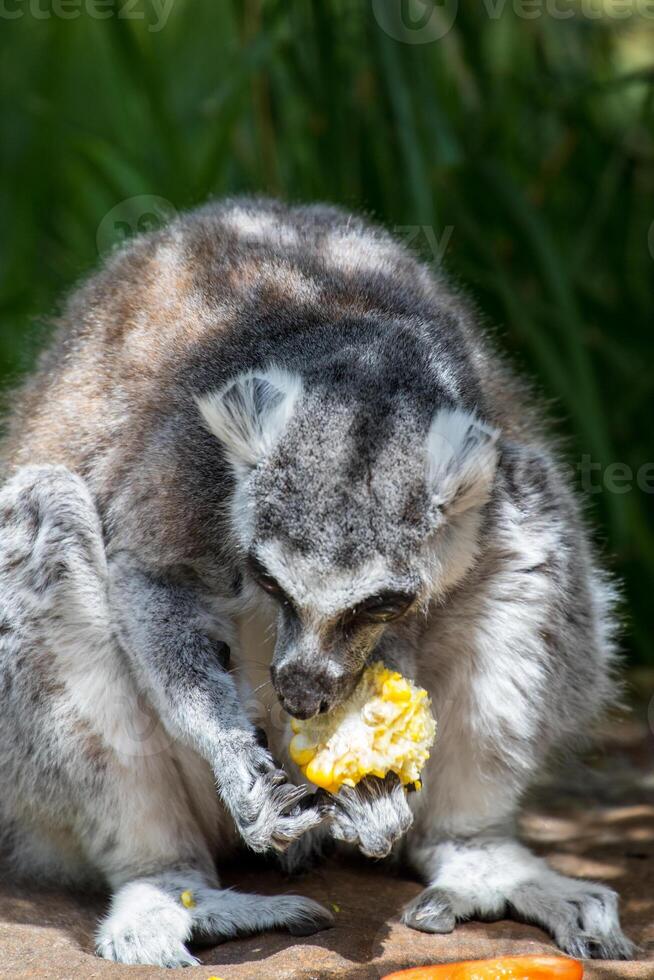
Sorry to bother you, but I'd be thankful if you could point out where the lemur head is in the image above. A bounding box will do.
[198,360,499,719]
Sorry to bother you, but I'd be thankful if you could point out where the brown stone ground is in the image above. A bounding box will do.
[1,694,652,980]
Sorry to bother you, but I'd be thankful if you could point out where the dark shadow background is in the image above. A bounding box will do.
[0,0,652,663]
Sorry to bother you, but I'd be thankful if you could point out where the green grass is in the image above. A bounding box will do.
[1,1,652,662]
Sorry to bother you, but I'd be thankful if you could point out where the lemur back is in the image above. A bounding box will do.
[2,198,537,566]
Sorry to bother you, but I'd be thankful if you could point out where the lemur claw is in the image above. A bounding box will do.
[328,773,414,859]
[228,743,326,853]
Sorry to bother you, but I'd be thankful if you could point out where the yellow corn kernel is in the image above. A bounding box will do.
[305,757,335,790]
[289,662,436,794]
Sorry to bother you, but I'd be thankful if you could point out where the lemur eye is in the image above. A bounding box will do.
[345,591,416,627]
[247,556,293,607]
[247,557,282,594]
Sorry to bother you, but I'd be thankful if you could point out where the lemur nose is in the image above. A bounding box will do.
[270,662,336,720]
[282,697,322,720]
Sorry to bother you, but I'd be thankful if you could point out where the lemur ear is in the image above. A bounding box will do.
[196,367,302,471]
[426,407,500,515]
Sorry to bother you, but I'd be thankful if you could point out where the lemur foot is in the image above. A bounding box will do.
[96,880,198,968]
[402,886,456,933]
[97,872,333,966]
[404,838,634,960]
[329,773,413,859]
[223,740,328,854]
[190,885,334,942]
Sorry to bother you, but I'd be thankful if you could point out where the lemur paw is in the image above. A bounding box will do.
[403,860,634,960]
[96,882,197,967]
[329,773,413,859]
[191,888,334,942]
[402,886,456,933]
[226,742,327,853]
[508,877,635,960]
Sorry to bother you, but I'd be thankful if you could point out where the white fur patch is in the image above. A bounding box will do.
[197,367,303,472]
[222,207,299,247]
[322,229,398,275]
[426,407,499,514]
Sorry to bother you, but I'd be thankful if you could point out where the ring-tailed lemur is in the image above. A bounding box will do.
[0,198,632,965]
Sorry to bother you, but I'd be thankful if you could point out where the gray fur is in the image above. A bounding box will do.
[329,774,414,859]
[0,197,631,963]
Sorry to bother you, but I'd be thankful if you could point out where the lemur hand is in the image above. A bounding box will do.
[327,773,414,858]
[218,732,328,854]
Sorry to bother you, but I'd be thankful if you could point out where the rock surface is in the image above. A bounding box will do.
[0,708,652,979]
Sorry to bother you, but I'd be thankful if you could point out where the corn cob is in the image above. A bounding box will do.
[289,662,436,794]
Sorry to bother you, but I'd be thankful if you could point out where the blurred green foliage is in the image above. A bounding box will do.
[0,1,652,661]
